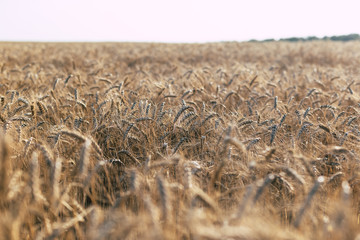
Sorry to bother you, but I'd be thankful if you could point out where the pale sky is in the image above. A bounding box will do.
[1,0,360,42]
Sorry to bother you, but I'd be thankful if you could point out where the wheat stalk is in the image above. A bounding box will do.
[79,139,91,178]
[294,176,324,228]
[156,174,169,222]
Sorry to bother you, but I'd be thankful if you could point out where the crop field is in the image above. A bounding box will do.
[0,41,360,239]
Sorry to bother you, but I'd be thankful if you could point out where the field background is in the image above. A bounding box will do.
[0,41,360,239]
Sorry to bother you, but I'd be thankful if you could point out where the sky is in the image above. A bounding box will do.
[1,0,360,43]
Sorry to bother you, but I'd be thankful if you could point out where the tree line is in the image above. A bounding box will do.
[249,33,360,42]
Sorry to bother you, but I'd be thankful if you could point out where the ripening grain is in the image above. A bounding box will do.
[0,41,360,239]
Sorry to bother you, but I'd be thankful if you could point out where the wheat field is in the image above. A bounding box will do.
[0,41,360,239]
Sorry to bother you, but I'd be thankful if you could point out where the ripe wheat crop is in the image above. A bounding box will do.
[0,41,360,239]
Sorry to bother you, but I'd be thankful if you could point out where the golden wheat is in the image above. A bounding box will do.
[0,41,359,239]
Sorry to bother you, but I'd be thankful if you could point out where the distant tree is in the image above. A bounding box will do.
[251,33,359,43]
[306,36,319,41]
[329,34,360,41]
[279,37,304,42]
